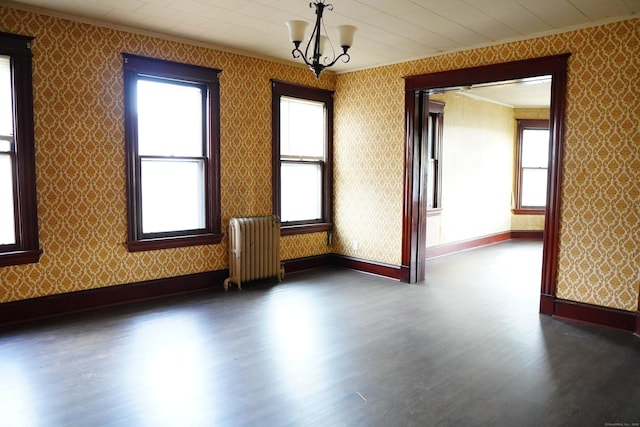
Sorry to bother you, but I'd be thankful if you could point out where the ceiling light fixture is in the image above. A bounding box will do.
[286,1,357,78]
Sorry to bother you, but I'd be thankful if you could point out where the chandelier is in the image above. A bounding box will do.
[286,1,357,78]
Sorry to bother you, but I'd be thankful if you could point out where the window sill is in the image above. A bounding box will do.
[281,222,333,236]
[513,208,545,215]
[0,249,43,267]
[127,233,223,252]
[426,208,442,216]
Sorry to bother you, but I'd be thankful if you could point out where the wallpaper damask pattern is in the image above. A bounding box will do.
[333,66,406,263]
[1,6,638,313]
[335,19,639,311]
[511,215,545,231]
[0,7,335,303]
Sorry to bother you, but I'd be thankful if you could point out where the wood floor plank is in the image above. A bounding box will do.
[0,241,639,426]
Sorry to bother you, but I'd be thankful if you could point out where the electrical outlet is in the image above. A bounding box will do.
[353,241,358,251]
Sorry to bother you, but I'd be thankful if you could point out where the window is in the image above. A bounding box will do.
[514,119,550,214]
[272,80,333,235]
[425,101,444,211]
[122,54,222,251]
[0,32,41,267]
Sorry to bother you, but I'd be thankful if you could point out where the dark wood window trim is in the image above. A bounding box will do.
[513,208,546,215]
[514,119,549,215]
[403,53,570,308]
[271,80,333,236]
[425,100,444,212]
[122,54,223,251]
[0,32,42,267]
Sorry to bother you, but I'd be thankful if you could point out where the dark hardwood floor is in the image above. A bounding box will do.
[1,240,639,426]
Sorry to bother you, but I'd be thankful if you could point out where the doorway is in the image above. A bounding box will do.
[402,54,570,314]
[423,78,550,256]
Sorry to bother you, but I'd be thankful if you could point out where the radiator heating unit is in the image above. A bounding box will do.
[224,215,285,291]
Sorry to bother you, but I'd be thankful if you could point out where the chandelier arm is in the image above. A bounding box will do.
[323,51,351,68]
[292,47,314,68]
[305,28,318,64]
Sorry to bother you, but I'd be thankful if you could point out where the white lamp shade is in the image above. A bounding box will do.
[337,25,357,48]
[319,35,328,57]
[286,20,308,43]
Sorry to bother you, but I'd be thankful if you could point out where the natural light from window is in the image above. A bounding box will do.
[0,55,16,245]
[280,96,325,222]
[521,128,549,207]
[281,162,322,222]
[136,79,206,234]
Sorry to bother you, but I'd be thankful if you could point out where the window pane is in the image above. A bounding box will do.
[521,168,548,207]
[0,154,15,245]
[426,159,435,209]
[137,80,203,157]
[281,162,322,222]
[427,113,437,159]
[522,129,549,168]
[140,159,205,233]
[0,56,13,137]
[280,97,324,158]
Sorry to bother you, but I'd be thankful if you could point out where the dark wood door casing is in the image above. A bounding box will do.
[402,54,570,315]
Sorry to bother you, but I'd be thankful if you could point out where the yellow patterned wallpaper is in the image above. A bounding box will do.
[511,214,545,231]
[0,6,335,303]
[1,6,638,314]
[335,19,639,311]
[333,66,406,263]
[513,108,550,120]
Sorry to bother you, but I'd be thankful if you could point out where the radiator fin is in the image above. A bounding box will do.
[224,216,284,291]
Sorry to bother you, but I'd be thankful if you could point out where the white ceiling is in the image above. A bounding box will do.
[2,0,637,107]
[455,76,552,108]
[3,0,639,74]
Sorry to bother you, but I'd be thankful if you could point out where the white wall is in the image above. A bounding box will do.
[427,92,514,246]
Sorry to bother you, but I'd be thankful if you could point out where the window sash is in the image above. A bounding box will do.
[0,55,13,138]
[521,167,548,207]
[521,129,549,168]
[133,77,208,237]
[139,157,206,236]
[0,33,40,265]
[280,160,323,223]
[0,152,16,245]
[123,53,222,251]
[0,55,16,247]
[280,96,325,158]
[426,102,444,210]
[136,78,206,158]
[515,119,549,212]
[272,80,334,234]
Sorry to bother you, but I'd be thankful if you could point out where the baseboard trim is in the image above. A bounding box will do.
[552,298,637,333]
[0,254,403,327]
[2,253,635,337]
[330,254,402,280]
[0,270,227,328]
[539,294,555,315]
[511,230,544,239]
[283,254,332,274]
[425,231,512,259]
